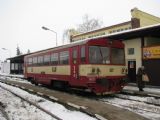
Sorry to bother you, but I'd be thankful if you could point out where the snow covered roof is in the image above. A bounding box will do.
[72,23,160,41]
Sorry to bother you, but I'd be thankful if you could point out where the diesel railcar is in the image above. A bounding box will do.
[24,38,127,94]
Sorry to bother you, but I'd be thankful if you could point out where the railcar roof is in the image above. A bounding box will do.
[25,38,96,57]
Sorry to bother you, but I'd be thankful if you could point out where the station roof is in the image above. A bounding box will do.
[71,23,160,41]
[7,53,31,62]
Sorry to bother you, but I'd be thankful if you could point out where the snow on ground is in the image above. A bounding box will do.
[0,111,6,120]
[0,82,97,120]
[0,73,24,78]
[0,87,54,120]
[101,96,160,120]
[0,75,30,84]
[116,94,160,105]
[124,86,160,95]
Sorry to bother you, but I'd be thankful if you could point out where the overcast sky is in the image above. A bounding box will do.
[0,0,160,61]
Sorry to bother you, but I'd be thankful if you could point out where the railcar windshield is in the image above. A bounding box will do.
[89,46,110,64]
[89,46,125,64]
[111,48,125,65]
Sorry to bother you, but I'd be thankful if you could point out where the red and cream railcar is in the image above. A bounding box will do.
[24,38,127,94]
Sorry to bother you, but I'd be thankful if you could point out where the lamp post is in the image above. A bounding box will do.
[42,26,57,46]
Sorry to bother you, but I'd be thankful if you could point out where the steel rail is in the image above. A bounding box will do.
[0,85,62,120]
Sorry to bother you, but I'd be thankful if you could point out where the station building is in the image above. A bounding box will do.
[7,54,30,74]
[7,8,160,86]
[71,8,160,42]
[70,8,160,86]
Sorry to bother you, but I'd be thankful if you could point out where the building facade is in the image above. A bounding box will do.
[71,8,160,42]
[70,8,160,86]
[107,24,160,86]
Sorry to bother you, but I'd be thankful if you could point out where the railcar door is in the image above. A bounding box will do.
[71,46,79,82]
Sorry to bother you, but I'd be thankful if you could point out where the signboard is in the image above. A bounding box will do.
[143,46,160,59]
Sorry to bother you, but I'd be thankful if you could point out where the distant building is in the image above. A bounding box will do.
[0,61,10,74]
[71,8,160,42]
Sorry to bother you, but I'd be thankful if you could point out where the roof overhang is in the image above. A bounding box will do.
[72,23,160,41]
[107,23,160,40]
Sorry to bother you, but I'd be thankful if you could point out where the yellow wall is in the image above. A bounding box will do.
[27,66,70,75]
[72,23,132,42]
[72,8,160,42]
[131,8,160,27]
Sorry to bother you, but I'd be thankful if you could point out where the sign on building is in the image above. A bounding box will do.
[143,46,160,59]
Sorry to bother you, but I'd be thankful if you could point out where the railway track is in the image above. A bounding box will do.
[98,94,160,120]
[101,98,160,115]
[0,84,62,120]
[114,93,160,106]
[0,77,101,120]
[69,89,160,117]
[0,75,149,120]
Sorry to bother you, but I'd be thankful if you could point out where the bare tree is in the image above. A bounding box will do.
[77,14,103,33]
[62,28,79,44]
[62,14,103,43]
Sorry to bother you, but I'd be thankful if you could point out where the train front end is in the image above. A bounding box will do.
[84,39,128,95]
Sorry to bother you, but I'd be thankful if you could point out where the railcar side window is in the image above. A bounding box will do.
[81,46,86,63]
[60,51,69,64]
[89,46,110,64]
[33,57,37,65]
[100,47,110,64]
[51,53,58,65]
[89,46,101,64]
[38,56,43,65]
[44,54,50,65]
[28,58,32,65]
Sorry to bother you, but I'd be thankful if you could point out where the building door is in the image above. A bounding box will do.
[143,59,160,86]
[71,46,79,81]
[128,61,136,82]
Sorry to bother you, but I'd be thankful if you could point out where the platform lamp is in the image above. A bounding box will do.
[42,26,57,46]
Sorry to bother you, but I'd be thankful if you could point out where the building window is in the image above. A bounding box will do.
[51,53,58,65]
[120,28,124,31]
[11,63,15,70]
[44,54,50,65]
[15,63,18,70]
[128,48,135,55]
[60,51,69,64]
[129,27,132,29]
[117,29,120,32]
